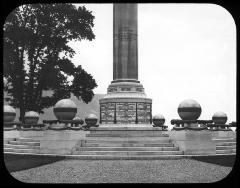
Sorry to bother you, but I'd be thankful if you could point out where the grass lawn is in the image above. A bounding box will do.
[4,154,65,173]
[191,155,236,167]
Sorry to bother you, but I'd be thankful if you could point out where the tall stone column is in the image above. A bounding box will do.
[113,4,138,81]
[99,4,152,125]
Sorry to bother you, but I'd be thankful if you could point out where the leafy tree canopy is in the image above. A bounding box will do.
[3,4,98,121]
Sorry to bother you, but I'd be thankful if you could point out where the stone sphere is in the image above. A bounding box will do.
[73,116,84,124]
[53,99,77,120]
[73,116,81,121]
[178,99,202,120]
[85,114,98,126]
[4,105,16,122]
[212,111,228,124]
[24,111,39,124]
[153,114,165,126]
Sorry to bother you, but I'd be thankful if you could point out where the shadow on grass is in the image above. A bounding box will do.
[4,154,65,173]
[191,155,236,167]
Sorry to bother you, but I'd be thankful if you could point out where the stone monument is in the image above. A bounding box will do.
[99,4,152,125]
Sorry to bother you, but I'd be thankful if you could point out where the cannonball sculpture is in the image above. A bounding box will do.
[24,111,39,124]
[53,99,77,120]
[4,105,16,122]
[152,114,165,126]
[178,99,202,120]
[212,111,227,124]
[85,114,98,127]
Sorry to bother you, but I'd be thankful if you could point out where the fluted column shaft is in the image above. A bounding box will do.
[113,4,138,81]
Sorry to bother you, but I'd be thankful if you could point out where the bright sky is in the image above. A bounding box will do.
[69,4,236,124]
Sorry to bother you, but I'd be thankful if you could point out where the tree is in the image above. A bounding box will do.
[3,4,98,122]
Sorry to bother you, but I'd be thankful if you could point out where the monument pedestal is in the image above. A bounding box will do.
[99,81,152,125]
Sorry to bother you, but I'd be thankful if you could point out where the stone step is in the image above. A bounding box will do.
[73,150,183,156]
[90,127,166,131]
[216,142,236,146]
[3,153,189,160]
[77,146,179,151]
[67,155,187,160]
[213,138,236,142]
[84,138,171,143]
[4,144,40,150]
[216,145,236,150]
[216,149,236,154]
[84,142,174,147]
[84,137,171,142]
[86,134,169,137]
[16,138,40,142]
[89,130,169,135]
[4,148,40,154]
[8,140,40,146]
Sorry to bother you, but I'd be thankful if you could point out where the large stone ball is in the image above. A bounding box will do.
[4,105,16,122]
[24,111,39,124]
[53,99,77,120]
[178,99,202,120]
[153,114,165,126]
[212,111,228,124]
[85,114,98,126]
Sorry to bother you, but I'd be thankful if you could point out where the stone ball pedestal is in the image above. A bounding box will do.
[211,111,234,138]
[24,111,39,124]
[85,114,98,127]
[169,99,215,155]
[212,111,228,124]
[53,99,77,120]
[152,114,165,127]
[4,105,16,122]
[177,99,202,128]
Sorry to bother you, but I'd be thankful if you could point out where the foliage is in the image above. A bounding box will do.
[3,4,97,121]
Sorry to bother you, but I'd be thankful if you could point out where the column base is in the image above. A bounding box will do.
[99,81,152,125]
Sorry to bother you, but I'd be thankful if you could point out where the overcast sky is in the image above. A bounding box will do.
[69,3,236,124]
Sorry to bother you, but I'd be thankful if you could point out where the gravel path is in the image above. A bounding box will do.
[11,159,232,183]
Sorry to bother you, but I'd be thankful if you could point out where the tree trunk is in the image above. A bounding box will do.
[19,107,26,123]
[18,47,26,123]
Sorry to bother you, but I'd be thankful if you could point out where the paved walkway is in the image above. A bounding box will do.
[11,159,232,183]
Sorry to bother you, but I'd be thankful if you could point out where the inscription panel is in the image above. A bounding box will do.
[137,103,151,124]
[100,103,115,124]
[116,103,136,124]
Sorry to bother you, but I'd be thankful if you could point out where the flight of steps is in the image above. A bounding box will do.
[73,127,184,159]
[4,138,40,154]
[213,137,236,155]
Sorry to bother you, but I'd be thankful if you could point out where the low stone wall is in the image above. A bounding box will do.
[210,131,236,139]
[4,130,20,144]
[4,130,89,155]
[39,130,89,155]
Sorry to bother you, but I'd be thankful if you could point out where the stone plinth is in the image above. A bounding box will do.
[169,130,216,155]
[99,89,152,124]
